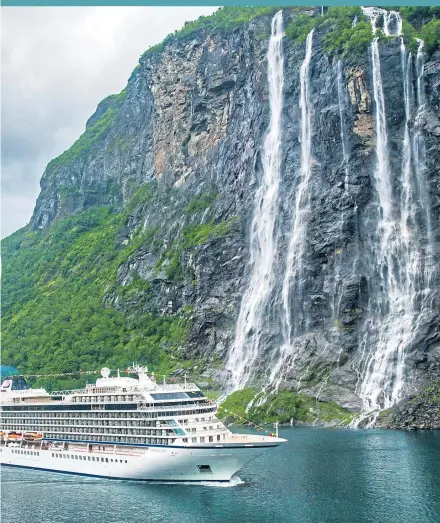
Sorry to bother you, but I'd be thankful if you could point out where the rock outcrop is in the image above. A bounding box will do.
[377,381,440,429]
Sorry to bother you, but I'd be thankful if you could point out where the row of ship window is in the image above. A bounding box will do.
[2,426,175,436]
[183,435,223,443]
[7,433,225,445]
[2,413,216,423]
[1,408,215,418]
[11,450,40,456]
[51,453,128,463]
[2,420,223,431]
[3,420,177,431]
[71,394,202,403]
[44,434,226,443]
[80,387,119,394]
[48,435,171,444]
[72,396,141,403]
[2,426,226,439]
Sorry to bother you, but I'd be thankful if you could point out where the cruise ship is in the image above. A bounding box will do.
[0,366,286,482]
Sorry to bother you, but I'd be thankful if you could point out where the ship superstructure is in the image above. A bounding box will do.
[0,366,285,482]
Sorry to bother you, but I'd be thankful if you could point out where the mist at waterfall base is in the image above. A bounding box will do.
[2,429,440,523]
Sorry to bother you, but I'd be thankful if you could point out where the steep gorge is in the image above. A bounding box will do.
[3,6,440,425]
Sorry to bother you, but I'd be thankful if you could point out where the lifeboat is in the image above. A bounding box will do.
[23,431,43,441]
[7,431,23,441]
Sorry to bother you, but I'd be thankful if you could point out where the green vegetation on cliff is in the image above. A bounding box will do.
[2,200,191,390]
[45,89,126,173]
[140,6,280,59]
[2,179,237,391]
[285,6,440,57]
[155,217,236,282]
[47,108,115,172]
[285,7,374,55]
[219,389,354,426]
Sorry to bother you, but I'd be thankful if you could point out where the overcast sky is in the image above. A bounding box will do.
[1,6,217,238]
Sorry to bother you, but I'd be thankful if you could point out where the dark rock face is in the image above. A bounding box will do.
[29,10,440,412]
[377,381,440,429]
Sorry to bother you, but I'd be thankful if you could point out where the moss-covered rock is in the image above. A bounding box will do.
[376,381,440,430]
[218,388,355,427]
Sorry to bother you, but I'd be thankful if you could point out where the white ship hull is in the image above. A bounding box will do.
[0,442,274,482]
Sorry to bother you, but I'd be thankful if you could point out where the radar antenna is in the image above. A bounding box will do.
[127,364,155,390]
[100,367,111,379]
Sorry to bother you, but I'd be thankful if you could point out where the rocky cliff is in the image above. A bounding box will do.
[3,7,440,424]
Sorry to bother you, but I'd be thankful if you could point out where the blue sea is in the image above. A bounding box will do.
[2,428,440,523]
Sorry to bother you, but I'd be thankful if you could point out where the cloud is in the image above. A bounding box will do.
[1,6,217,238]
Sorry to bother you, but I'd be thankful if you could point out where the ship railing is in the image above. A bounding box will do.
[81,383,199,393]
[178,419,224,428]
[49,389,84,396]
[138,402,215,412]
[148,383,198,391]
[47,383,199,397]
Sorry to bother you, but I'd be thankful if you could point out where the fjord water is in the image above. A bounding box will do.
[2,429,440,523]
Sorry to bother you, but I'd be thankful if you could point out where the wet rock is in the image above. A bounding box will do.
[376,381,440,429]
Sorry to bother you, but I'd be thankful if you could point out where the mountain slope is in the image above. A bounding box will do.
[2,7,440,420]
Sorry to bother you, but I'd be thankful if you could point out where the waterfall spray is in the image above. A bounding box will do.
[268,29,315,390]
[413,40,433,249]
[337,60,350,195]
[355,8,407,420]
[355,9,433,424]
[330,59,352,320]
[225,11,284,391]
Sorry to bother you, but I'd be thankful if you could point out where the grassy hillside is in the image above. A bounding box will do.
[1,199,191,390]
[218,389,354,425]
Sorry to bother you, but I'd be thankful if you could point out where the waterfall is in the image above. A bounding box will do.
[337,60,350,194]
[268,29,315,390]
[413,40,433,249]
[355,9,432,422]
[416,41,425,108]
[364,9,394,224]
[225,11,284,391]
[383,10,403,36]
[411,39,436,330]
[361,7,403,38]
[399,40,414,243]
[330,59,351,320]
[356,8,405,417]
